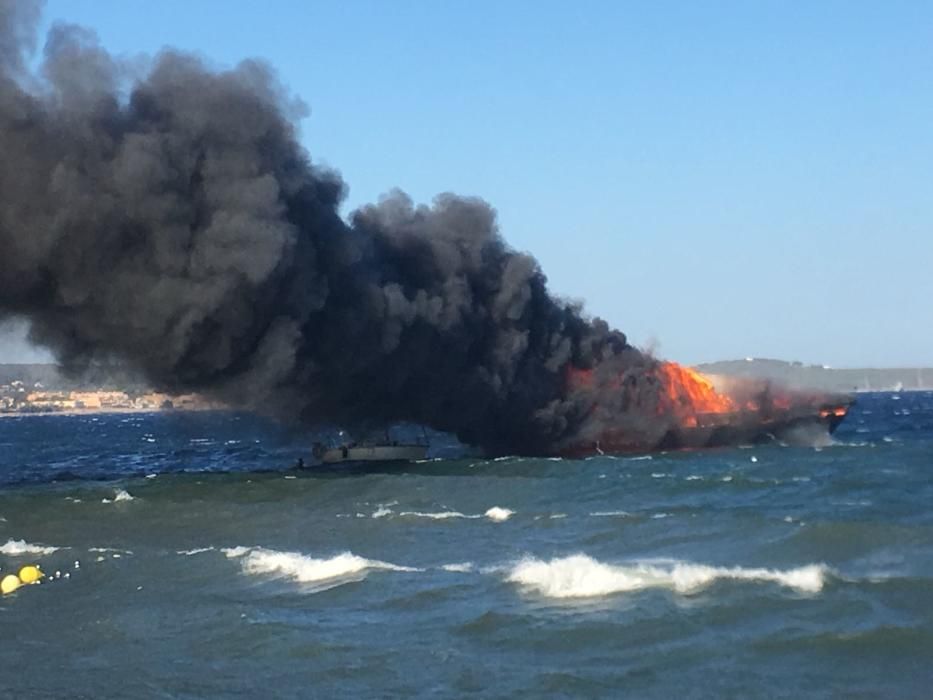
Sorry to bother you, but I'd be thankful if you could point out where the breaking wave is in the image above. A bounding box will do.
[399,510,478,520]
[485,507,513,521]
[397,506,513,521]
[102,489,135,503]
[506,554,830,599]
[0,538,60,555]
[224,547,419,589]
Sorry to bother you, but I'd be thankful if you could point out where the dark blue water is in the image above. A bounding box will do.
[1,393,932,698]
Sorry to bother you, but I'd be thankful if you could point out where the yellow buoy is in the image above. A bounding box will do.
[1,574,22,595]
[19,565,43,584]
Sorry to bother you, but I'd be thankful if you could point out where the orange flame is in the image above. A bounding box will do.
[819,406,848,418]
[654,362,735,427]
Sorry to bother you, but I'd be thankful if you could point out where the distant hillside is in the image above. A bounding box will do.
[696,358,933,393]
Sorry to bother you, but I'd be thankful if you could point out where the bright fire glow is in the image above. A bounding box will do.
[820,406,848,418]
[653,362,736,427]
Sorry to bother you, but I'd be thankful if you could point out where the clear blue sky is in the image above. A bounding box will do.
[4,0,932,366]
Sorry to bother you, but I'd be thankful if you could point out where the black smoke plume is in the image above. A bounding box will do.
[0,1,666,455]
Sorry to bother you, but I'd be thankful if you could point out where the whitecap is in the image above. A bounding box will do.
[506,554,829,599]
[89,547,132,554]
[589,510,633,518]
[229,547,418,589]
[485,507,513,522]
[0,539,60,555]
[441,562,474,573]
[399,511,479,520]
[102,489,135,504]
[371,506,394,519]
[177,547,215,556]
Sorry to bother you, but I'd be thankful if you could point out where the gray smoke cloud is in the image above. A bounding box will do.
[0,0,667,455]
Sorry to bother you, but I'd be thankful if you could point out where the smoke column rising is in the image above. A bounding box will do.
[0,0,664,454]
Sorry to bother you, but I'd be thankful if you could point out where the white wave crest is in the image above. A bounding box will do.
[371,506,394,519]
[590,510,633,518]
[399,511,479,520]
[506,554,829,598]
[102,489,135,503]
[398,506,513,521]
[485,507,513,522]
[227,547,418,588]
[177,547,215,556]
[441,562,474,573]
[0,539,60,555]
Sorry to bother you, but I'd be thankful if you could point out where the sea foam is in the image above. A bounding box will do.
[441,562,475,573]
[399,511,478,520]
[0,539,60,555]
[102,489,135,503]
[507,554,829,598]
[484,507,513,522]
[225,547,418,588]
[398,506,513,522]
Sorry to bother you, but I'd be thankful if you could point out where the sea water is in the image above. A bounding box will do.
[1,393,931,697]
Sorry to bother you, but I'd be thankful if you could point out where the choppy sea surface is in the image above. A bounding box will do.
[1,392,932,698]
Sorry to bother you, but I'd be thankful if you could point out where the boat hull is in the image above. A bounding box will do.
[318,444,428,464]
[560,399,854,458]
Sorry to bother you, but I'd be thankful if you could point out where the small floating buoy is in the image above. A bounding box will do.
[18,565,43,584]
[1,574,22,595]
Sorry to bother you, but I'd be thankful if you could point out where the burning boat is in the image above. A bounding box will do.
[560,362,853,457]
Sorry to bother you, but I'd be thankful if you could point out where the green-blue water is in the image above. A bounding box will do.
[1,392,932,698]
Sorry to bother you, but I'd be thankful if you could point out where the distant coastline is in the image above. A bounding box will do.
[0,407,208,418]
[697,358,933,393]
[1,361,930,417]
[0,363,220,416]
